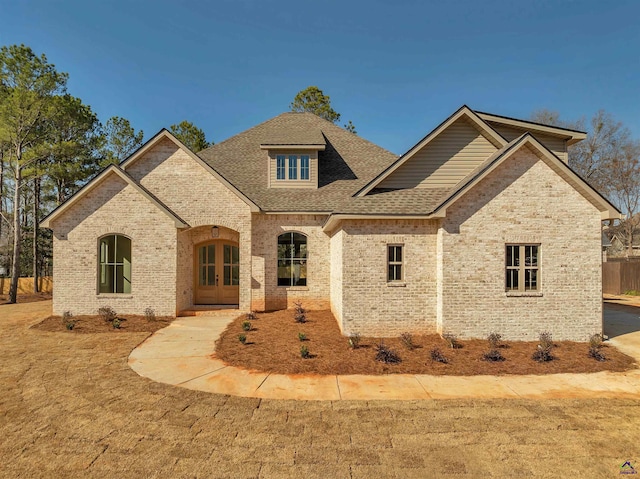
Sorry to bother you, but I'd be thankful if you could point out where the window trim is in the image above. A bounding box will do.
[505,243,540,293]
[277,231,308,287]
[97,234,132,295]
[274,154,312,182]
[387,244,404,283]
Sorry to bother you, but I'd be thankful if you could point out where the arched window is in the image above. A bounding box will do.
[277,232,307,286]
[99,235,131,294]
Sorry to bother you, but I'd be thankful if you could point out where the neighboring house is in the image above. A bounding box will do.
[606,232,640,258]
[41,106,621,340]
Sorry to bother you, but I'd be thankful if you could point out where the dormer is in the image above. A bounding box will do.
[261,134,325,189]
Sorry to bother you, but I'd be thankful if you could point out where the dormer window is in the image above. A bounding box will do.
[262,143,324,189]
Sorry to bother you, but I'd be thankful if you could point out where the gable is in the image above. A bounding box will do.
[488,123,568,163]
[378,117,499,189]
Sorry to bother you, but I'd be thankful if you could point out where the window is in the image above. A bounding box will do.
[99,235,131,293]
[276,155,286,180]
[288,155,298,180]
[274,154,312,181]
[387,245,403,282]
[277,232,307,286]
[223,244,240,286]
[300,155,310,180]
[506,244,539,292]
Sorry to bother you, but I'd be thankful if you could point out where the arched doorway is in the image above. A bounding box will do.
[194,240,239,305]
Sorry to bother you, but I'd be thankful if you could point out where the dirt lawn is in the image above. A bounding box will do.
[2,300,640,478]
[215,310,635,376]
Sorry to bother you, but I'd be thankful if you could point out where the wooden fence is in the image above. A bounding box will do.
[603,260,640,295]
[0,277,53,295]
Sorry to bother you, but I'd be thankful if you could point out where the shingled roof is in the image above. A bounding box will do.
[198,112,399,212]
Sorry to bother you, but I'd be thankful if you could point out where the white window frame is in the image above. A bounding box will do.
[505,244,540,292]
[275,154,312,181]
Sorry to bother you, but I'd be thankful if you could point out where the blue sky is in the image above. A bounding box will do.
[1,0,638,154]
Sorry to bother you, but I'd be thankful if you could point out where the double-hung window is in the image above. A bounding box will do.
[99,234,131,294]
[505,244,539,292]
[276,155,286,180]
[300,155,310,180]
[277,232,307,286]
[288,155,298,180]
[387,245,403,282]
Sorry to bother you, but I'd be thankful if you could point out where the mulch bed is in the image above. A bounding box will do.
[215,310,637,376]
[31,314,175,334]
[0,292,52,305]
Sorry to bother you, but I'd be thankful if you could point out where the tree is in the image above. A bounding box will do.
[0,44,67,303]
[170,120,211,152]
[343,120,357,134]
[290,86,341,123]
[99,116,143,166]
[608,141,640,256]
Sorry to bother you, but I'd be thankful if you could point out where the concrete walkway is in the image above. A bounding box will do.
[128,303,640,401]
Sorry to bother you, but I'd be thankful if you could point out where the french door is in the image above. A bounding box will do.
[194,241,239,305]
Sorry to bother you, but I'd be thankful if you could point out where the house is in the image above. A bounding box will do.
[41,106,621,340]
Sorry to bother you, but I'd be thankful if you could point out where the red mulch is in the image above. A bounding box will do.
[31,314,174,333]
[215,310,637,375]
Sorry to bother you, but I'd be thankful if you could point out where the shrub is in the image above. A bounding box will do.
[400,332,415,350]
[487,332,502,349]
[300,345,310,359]
[375,341,401,364]
[112,318,121,329]
[246,311,257,321]
[348,333,361,349]
[242,321,252,331]
[588,333,606,361]
[144,307,156,322]
[482,349,505,362]
[293,301,306,323]
[62,311,76,330]
[298,332,307,341]
[532,331,554,362]
[443,333,461,349]
[430,348,448,364]
[98,306,117,322]
[238,334,247,344]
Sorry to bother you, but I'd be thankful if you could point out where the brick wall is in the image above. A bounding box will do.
[51,174,178,316]
[337,219,439,337]
[439,148,603,341]
[250,214,330,311]
[329,229,344,330]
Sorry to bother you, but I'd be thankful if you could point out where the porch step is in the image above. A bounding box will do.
[178,305,240,317]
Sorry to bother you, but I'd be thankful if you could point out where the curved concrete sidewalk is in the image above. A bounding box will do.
[128,305,640,401]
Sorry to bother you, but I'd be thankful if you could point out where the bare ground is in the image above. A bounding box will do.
[215,310,636,375]
[2,300,640,478]
[32,314,175,333]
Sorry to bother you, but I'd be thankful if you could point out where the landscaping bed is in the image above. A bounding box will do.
[215,309,636,375]
[32,313,174,333]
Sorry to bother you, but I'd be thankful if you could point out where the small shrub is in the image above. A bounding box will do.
[348,333,361,349]
[298,332,307,341]
[293,301,306,323]
[430,348,448,364]
[112,318,121,329]
[532,331,554,362]
[487,332,502,349]
[300,345,310,359]
[375,341,401,364]
[62,311,76,330]
[400,332,415,350]
[144,307,156,322]
[588,333,606,361]
[242,321,252,331]
[238,334,247,344]
[482,349,505,362]
[246,311,257,321]
[98,306,117,322]
[624,290,640,296]
[443,333,461,349]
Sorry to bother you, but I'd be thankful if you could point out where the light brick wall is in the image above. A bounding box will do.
[338,219,439,337]
[439,149,603,341]
[250,214,330,311]
[330,229,344,330]
[126,139,253,311]
[51,174,177,316]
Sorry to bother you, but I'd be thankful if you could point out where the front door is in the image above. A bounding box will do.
[194,241,240,305]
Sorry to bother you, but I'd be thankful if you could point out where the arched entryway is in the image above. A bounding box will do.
[194,240,240,305]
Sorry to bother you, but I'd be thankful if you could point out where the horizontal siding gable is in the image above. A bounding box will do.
[491,124,567,163]
[379,118,498,189]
